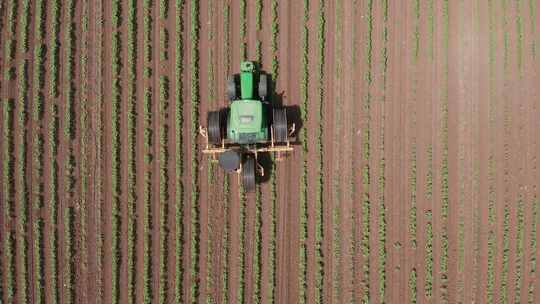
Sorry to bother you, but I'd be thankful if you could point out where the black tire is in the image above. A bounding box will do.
[208,110,222,145]
[227,76,237,101]
[258,73,268,100]
[273,108,288,143]
[242,156,256,192]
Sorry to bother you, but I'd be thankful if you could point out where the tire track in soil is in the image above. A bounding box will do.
[86,0,100,301]
[337,0,355,302]
[197,0,211,302]
[304,0,323,303]
[276,1,302,302]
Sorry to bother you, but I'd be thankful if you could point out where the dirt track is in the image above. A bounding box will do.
[1,1,540,304]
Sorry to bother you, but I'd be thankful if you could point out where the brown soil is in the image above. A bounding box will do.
[2,1,540,303]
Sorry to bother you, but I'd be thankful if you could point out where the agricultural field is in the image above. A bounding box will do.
[0,0,539,303]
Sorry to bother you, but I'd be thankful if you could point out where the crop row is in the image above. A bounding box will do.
[424,211,433,298]
[2,98,16,302]
[111,0,122,302]
[500,206,511,303]
[361,0,374,302]
[298,0,309,302]
[240,0,246,58]
[237,188,246,304]
[527,199,539,303]
[175,0,185,303]
[127,0,137,303]
[190,0,200,303]
[142,0,153,302]
[314,0,325,302]
[159,75,170,304]
[252,186,262,304]
[514,198,525,302]
[439,1,450,301]
[49,0,61,97]
[5,0,17,64]
[32,0,47,302]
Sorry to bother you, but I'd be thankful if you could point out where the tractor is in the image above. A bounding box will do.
[199,61,295,191]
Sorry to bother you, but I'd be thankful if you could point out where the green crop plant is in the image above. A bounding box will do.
[16,58,30,304]
[270,0,279,77]
[514,198,525,302]
[413,0,420,63]
[240,0,246,39]
[428,0,434,61]
[252,186,262,304]
[144,0,153,71]
[160,0,168,19]
[424,211,433,298]
[255,0,262,30]
[499,206,510,303]
[126,0,137,302]
[190,1,200,303]
[143,171,154,304]
[2,99,15,302]
[409,268,417,304]
[160,28,169,61]
[314,1,325,302]
[5,0,18,62]
[20,0,30,52]
[48,101,60,304]
[111,1,123,302]
[528,199,539,302]
[50,0,62,97]
[237,188,247,304]
[486,231,495,302]
[516,0,523,73]
[33,219,45,304]
[175,0,185,303]
[378,1,389,301]
[221,175,230,304]
[332,207,341,303]
[361,1,373,302]
[298,1,309,302]
[159,75,170,304]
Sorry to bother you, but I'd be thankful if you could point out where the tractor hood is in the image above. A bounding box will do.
[227,100,269,144]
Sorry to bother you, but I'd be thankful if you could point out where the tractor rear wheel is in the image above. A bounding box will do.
[273,108,288,143]
[242,156,256,192]
[258,74,268,100]
[208,110,222,145]
[227,76,237,101]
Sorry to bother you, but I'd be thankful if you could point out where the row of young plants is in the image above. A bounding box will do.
[2,98,16,302]
[127,0,137,302]
[16,0,32,296]
[2,1,18,303]
[48,0,61,297]
[190,0,201,303]
[424,146,433,299]
[142,0,154,302]
[175,0,185,303]
[514,198,525,302]
[159,75,170,304]
[314,0,325,302]
[527,199,539,303]
[361,0,374,302]
[378,1,389,301]
[237,188,247,304]
[439,1,450,302]
[111,0,123,302]
[298,0,309,303]
[32,0,47,302]
[63,0,78,301]
[486,0,496,300]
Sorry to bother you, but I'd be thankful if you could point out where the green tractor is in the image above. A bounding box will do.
[199,61,295,191]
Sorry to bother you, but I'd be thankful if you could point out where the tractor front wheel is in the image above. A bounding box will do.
[242,156,256,192]
[272,108,288,143]
[208,110,222,145]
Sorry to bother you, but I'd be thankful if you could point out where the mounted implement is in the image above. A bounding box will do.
[199,61,295,191]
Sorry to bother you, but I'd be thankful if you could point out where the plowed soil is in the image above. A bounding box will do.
[1,1,540,304]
